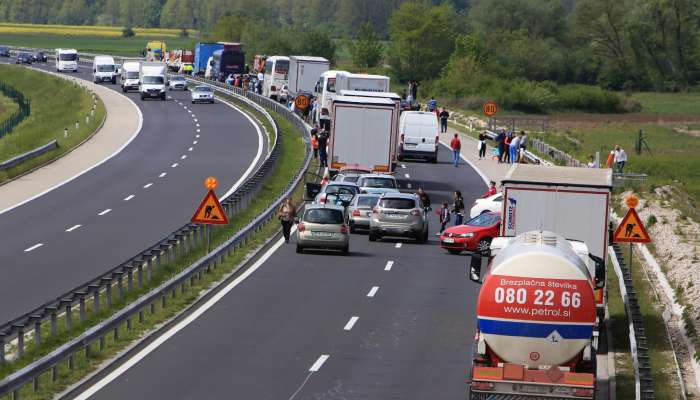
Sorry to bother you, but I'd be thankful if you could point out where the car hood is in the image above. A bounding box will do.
[441,224,488,236]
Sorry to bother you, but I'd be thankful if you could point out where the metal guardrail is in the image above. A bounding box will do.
[0,81,30,139]
[609,243,655,400]
[0,140,57,170]
[0,66,312,399]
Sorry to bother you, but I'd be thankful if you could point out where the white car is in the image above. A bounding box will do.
[279,84,289,103]
[191,85,214,104]
[470,192,503,218]
[356,174,400,195]
[169,75,187,91]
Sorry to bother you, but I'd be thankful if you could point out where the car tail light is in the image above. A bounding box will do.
[298,223,305,232]
[400,134,405,142]
[410,209,422,217]
[471,381,494,391]
[352,210,361,217]
[340,224,349,234]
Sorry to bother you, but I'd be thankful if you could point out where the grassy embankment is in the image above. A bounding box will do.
[0,64,105,183]
[0,101,311,400]
[0,92,18,122]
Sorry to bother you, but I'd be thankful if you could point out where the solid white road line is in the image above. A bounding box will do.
[143,183,153,189]
[24,243,43,252]
[343,316,359,331]
[367,286,379,297]
[385,261,394,271]
[181,155,187,160]
[159,172,167,178]
[309,355,330,372]
[65,224,82,232]
[124,195,134,201]
[171,163,178,168]
[72,233,291,400]
[395,242,402,248]
[98,209,111,216]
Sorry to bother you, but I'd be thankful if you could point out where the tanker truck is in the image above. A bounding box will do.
[468,231,601,399]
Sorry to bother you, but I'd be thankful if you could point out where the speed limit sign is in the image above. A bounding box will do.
[483,100,498,117]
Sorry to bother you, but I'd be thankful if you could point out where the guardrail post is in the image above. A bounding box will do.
[126,264,134,291]
[136,260,144,289]
[69,353,74,370]
[13,324,24,357]
[103,277,113,308]
[126,317,132,331]
[85,342,91,358]
[89,284,101,314]
[0,332,5,364]
[12,389,19,400]
[33,374,40,392]
[47,306,57,336]
[114,271,124,299]
[62,300,73,332]
[144,251,153,282]
[52,365,58,381]
[99,335,105,351]
[31,315,42,347]
[77,291,87,322]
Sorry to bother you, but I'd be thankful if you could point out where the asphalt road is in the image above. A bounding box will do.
[77,148,487,400]
[0,62,264,322]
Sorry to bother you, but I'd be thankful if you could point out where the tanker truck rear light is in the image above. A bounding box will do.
[470,381,494,391]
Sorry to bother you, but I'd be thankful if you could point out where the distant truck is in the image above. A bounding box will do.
[499,164,612,320]
[55,48,78,72]
[210,42,246,81]
[193,43,224,76]
[253,54,267,74]
[329,96,396,173]
[146,41,167,62]
[167,49,194,72]
[468,231,598,399]
[262,56,289,100]
[92,55,118,84]
[139,62,167,101]
[314,71,390,129]
[120,60,141,92]
[288,56,330,98]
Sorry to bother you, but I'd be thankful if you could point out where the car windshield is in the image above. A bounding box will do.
[97,65,115,72]
[361,178,396,189]
[356,196,380,207]
[59,53,77,61]
[339,175,359,183]
[467,213,500,227]
[379,198,415,210]
[195,86,213,92]
[326,77,336,93]
[126,71,139,79]
[143,76,164,84]
[171,76,185,81]
[325,185,357,195]
[304,209,344,224]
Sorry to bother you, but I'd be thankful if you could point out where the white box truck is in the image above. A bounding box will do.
[499,164,613,319]
[139,62,167,101]
[92,55,118,84]
[313,70,347,129]
[120,60,141,92]
[55,48,78,72]
[329,96,396,173]
[335,72,390,93]
[289,56,330,97]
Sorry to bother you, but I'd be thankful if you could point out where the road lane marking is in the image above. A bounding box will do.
[309,355,329,372]
[343,316,359,331]
[183,106,188,110]
[194,118,198,122]
[124,195,134,201]
[188,147,193,152]
[404,173,410,179]
[187,110,192,113]
[65,224,82,232]
[191,114,196,118]
[385,261,394,271]
[196,123,200,127]
[24,243,43,252]
[98,209,111,216]
[367,286,379,297]
[193,141,198,145]
[196,129,201,133]
[395,242,402,248]
[171,163,178,168]
[181,155,187,160]
[401,164,406,169]
[143,183,153,189]
[159,172,167,178]
[407,183,412,189]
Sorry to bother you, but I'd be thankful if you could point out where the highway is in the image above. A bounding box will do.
[74,149,487,400]
[0,62,264,322]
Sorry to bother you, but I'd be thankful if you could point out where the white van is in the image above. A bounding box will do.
[55,48,78,72]
[398,111,439,163]
[262,56,290,101]
[121,61,140,92]
[93,56,118,84]
[313,70,347,128]
[139,62,167,101]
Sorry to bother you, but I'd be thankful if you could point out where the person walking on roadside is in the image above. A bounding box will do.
[439,108,450,133]
[452,191,465,226]
[614,145,627,172]
[503,131,512,163]
[450,133,462,167]
[317,129,329,168]
[478,132,488,160]
[483,181,497,198]
[311,132,319,160]
[509,132,521,164]
[411,80,418,101]
[428,97,437,112]
[277,197,296,244]
[437,201,451,234]
[417,187,431,211]
[495,130,505,163]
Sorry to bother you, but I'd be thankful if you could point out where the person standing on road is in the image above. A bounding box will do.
[311,132,319,160]
[277,197,297,244]
[411,80,418,101]
[417,187,431,211]
[438,201,451,234]
[483,181,497,198]
[452,191,465,226]
[509,133,521,164]
[495,130,505,163]
[614,145,627,172]
[450,133,462,167]
[503,131,512,163]
[478,132,488,160]
[317,129,329,168]
[439,108,450,133]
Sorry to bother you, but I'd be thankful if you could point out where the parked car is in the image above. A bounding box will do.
[314,182,360,207]
[369,193,428,243]
[348,194,381,233]
[32,51,47,62]
[357,174,400,195]
[400,99,420,112]
[333,172,362,184]
[169,75,187,91]
[296,204,350,254]
[440,212,501,255]
[15,52,32,64]
[191,85,214,104]
[469,192,503,218]
[398,111,439,163]
[0,46,10,57]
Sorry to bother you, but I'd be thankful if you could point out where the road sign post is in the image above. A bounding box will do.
[191,177,229,254]
[483,100,498,118]
[613,195,651,271]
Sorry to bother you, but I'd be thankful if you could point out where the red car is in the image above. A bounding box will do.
[440,212,501,255]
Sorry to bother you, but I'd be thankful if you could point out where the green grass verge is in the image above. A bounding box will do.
[0,65,105,184]
[629,92,700,115]
[606,260,635,399]
[0,106,311,400]
[0,33,196,57]
[0,92,18,122]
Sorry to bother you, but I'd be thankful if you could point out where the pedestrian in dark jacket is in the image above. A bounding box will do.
[317,130,329,167]
[417,187,431,210]
[478,132,488,160]
[439,109,450,133]
[438,201,451,234]
[452,190,465,226]
[277,197,297,244]
[495,130,506,163]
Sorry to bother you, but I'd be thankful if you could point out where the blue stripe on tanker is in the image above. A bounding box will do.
[479,318,593,339]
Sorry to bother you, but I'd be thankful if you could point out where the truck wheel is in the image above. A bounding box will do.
[161,93,166,101]
[140,94,145,101]
[112,77,116,84]
[430,156,438,164]
[397,154,404,162]
[122,87,126,93]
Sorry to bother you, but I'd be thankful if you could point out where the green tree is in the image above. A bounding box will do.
[349,22,384,69]
[211,12,247,42]
[297,29,337,64]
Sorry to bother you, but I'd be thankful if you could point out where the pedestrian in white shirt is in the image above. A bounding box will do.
[614,145,627,173]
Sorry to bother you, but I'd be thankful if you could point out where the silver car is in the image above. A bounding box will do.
[369,193,428,243]
[333,172,362,184]
[296,204,350,254]
[314,182,360,206]
[357,174,400,195]
[169,75,187,91]
[191,85,214,103]
[348,194,380,233]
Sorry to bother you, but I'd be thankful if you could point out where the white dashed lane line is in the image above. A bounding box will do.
[401,164,406,169]
[367,286,379,297]
[385,261,394,271]
[188,147,193,152]
[196,134,200,137]
[98,209,112,216]
[65,224,82,232]
[395,242,402,249]
[343,316,359,331]
[404,173,410,179]
[124,195,135,201]
[24,243,43,252]
[171,163,179,168]
[196,123,200,127]
[143,183,153,189]
[159,172,167,178]
[194,118,198,122]
[196,129,201,133]
[309,355,329,372]
[193,141,198,145]
[181,155,187,160]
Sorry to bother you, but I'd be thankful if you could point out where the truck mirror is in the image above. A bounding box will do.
[589,254,606,289]
[469,254,484,284]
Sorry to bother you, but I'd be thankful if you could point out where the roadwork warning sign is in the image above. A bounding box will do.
[191,190,229,225]
[613,208,650,243]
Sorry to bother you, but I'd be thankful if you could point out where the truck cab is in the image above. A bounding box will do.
[93,56,118,84]
[55,48,78,72]
[121,61,141,92]
[139,62,167,101]
[313,70,347,129]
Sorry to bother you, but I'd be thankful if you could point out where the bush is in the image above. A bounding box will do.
[122,26,135,38]
[647,214,658,227]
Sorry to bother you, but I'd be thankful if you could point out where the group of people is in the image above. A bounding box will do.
[492,130,529,163]
[431,181,498,234]
[310,126,330,167]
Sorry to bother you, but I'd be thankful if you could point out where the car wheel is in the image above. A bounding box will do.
[397,154,404,162]
[430,156,438,164]
[341,245,349,255]
[447,249,462,255]
[122,87,126,93]
[368,232,378,242]
[140,95,145,101]
[349,223,356,234]
[476,238,492,254]
[296,245,303,254]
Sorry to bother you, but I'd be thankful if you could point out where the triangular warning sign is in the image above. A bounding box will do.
[613,208,650,243]
[191,190,229,225]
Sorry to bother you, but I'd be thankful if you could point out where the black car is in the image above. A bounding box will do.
[400,99,421,112]
[15,52,32,64]
[0,46,10,57]
[32,51,47,62]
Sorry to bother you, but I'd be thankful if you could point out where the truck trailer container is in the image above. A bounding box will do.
[193,43,224,76]
[329,96,396,173]
[288,56,330,98]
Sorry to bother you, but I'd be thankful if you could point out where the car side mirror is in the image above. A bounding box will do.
[469,253,487,284]
[589,254,606,289]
